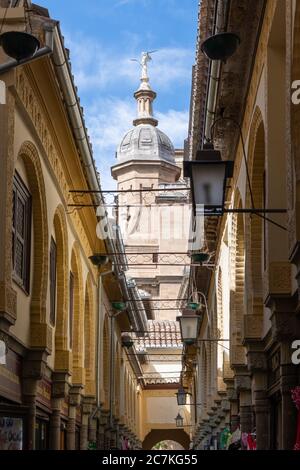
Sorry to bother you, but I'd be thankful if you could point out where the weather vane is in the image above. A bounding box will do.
[131,50,158,80]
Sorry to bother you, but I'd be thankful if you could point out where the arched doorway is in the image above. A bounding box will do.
[152,440,184,450]
[142,429,190,450]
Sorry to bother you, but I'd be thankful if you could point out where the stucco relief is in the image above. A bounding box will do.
[15,70,95,264]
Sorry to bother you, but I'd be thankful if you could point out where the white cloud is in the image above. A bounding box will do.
[157,109,189,148]
[65,33,193,93]
[85,97,188,189]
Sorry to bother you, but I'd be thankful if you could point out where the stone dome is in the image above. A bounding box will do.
[117,123,175,163]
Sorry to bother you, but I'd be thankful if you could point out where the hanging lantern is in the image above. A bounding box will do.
[184,143,234,216]
[89,254,109,266]
[201,32,240,62]
[176,387,188,406]
[175,413,184,428]
[187,302,200,311]
[0,31,40,62]
[177,309,201,346]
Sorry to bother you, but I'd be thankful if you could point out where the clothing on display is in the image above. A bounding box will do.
[291,386,300,451]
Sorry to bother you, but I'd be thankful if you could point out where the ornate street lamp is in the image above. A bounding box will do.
[184,143,234,216]
[176,386,188,406]
[175,413,184,428]
[176,309,201,346]
[201,32,240,62]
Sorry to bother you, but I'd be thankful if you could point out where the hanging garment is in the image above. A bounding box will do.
[241,432,248,449]
[247,433,256,450]
[291,386,300,451]
[220,428,231,450]
[228,425,241,451]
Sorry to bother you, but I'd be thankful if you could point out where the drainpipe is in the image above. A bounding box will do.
[202,0,231,144]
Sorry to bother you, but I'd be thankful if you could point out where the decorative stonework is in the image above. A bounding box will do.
[30,322,53,352]
[83,273,96,397]
[243,313,263,341]
[70,242,85,388]
[231,344,247,366]
[268,262,292,295]
[234,374,251,392]
[247,351,267,372]
[15,70,95,264]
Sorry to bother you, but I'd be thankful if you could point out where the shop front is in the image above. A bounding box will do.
[0,347,26,450]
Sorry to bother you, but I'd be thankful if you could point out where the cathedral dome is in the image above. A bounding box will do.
[115,51,176,165]
[117,123,175,163]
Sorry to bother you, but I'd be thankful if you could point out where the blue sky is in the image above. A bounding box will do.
[37,0,198,188]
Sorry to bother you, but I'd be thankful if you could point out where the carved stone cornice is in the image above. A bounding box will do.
[246,340,267,373]
[22,349,49,382]
[230,344,247,367]
[234,366,251,392]
[266,293,300,342]
[14,69,97,274]
[69,385,83,407]
[243,313,264,344]
[52,371,71,399]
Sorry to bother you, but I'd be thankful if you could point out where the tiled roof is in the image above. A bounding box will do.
[135,320,182,349]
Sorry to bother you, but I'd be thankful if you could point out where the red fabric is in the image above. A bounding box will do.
[247,434,256,451]
[291,386,300,451]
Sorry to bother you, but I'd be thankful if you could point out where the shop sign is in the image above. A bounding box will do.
[0,417,23,450]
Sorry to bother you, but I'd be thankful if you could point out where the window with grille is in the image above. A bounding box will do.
[12,172,31,293]
[69,271,74,349]
[50,237,57,326]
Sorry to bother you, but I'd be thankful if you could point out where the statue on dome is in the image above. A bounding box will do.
[131,50,157,80]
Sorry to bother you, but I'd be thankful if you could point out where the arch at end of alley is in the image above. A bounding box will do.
[142,429,190,450]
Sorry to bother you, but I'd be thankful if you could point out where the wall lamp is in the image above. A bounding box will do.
[176,309,201,346]
[184,117,287,231]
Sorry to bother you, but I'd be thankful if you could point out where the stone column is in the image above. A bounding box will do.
[235,371,252,434]
[24,393,37,450]
[80,397,96,450]
[67,386,82,450]
[266,292,300,449]
[80,413,89,450]
[22,352,48,450]
[89,416,97,443]
[225,379,239,432]
[51,372,70,450]
[50,399,62,450]
[98,410,109,450]
[66,405,76,450]
[280,345,299,449]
